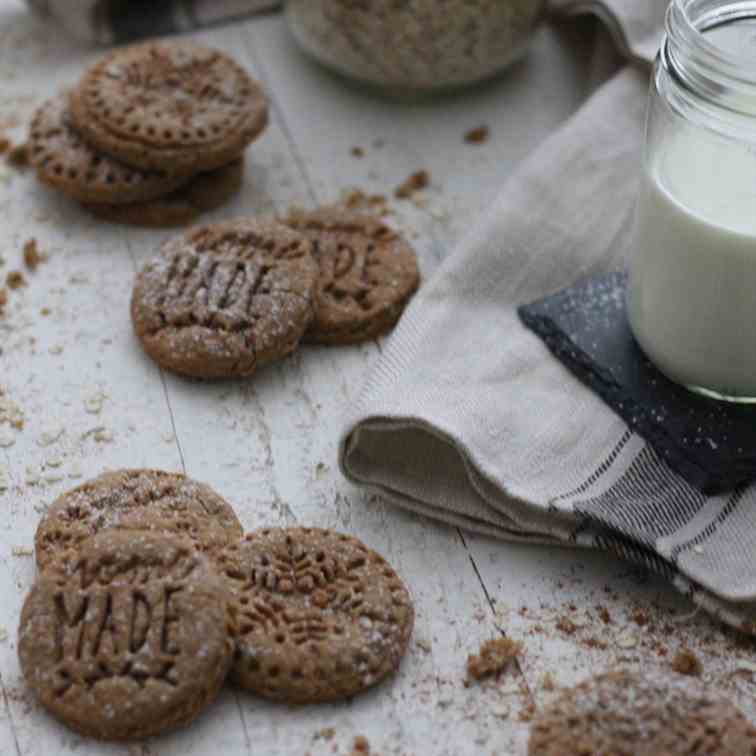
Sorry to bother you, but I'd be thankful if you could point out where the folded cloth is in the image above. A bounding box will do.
[340,1,756,634]
[24,0,281,45]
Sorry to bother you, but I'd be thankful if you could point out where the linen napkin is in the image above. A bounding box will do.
[340,1,756,634]
[24,0,282,45]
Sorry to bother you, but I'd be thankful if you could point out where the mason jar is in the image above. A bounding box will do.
[627,0,756,402]
[284,0,547,94]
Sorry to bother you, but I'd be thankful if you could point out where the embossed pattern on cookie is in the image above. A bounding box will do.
[218,527,414,703]
[19,531,234,741]
[35,469,242,571]
[29,94,189,205]
[283,208,420,344]
[528,669,756,755]
[131,219,317,378]
[69,40,268,174]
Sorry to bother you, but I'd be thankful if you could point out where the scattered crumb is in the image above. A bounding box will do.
[45,457,63,468]
[40,307,50,316]
[466,637,522,683]
[37,426,64,447]
[6,270,25,289]
[351,146,365,158]
[67,464,83,479]
[341,188,389,215]
[491,702,510,719]
[314,728,336,741]
[0,428,15,448]
[12,546,33,557]
[48,344,63,355]
[556,616,577,635]
[93,428,113,443]
[0,288,6,310]
[351,736,370,755]
[395,170,430,199]
[0,468,8,491]
[84,393,105,415]
[598,606,612,624]
[24,467,40,486]
[616,631,638,650]
[518,702,536,722]
[23,238,44,271]
[0,137,9,154]
[465,125,490,144]
[6,142,29,170]
[632,609,649,627]
[415,637,432,654]
[541,671,555,691]
[0,627,7,642]
[0,394,25,429]
[671,647,702,677]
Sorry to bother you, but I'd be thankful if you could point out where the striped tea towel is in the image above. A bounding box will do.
[339,0,756,635]
[25,0,282,45]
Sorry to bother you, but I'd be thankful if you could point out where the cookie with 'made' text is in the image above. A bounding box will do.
[18,531,234,741]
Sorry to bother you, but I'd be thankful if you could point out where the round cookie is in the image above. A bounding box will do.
[69,40,268,175]
[29,93,189,205]
[83,159,244,228]
[528,669,756,756]
[35,469,242,571]
[217,527,414,703]
[19,530,234,741]
[131,219,317,379]
[283,208,420,344]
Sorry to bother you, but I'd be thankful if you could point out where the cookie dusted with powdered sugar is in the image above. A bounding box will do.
[283,208,419,344]
[131,219,317,379]
[19,531,234,740]
[218,527,414,703]
[528,669,756,756]
[35,469,242,571]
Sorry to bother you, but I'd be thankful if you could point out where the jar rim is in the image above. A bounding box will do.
[665,0,756,117]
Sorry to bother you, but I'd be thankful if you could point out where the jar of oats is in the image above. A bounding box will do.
[285,0,547,94]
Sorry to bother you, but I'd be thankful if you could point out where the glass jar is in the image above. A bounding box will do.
[627,0,756,402]
[284,0,546,94]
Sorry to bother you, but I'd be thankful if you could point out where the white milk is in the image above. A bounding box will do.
[627,130,756,399]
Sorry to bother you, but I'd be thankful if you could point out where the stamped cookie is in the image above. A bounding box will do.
[29,94,188,205]
[35,469,242,571]
[283,208,419,344]
[131,219,317,379]
[217,527,414,703]
[83,159,244,228]
[70,40,268,175]
[528,669,756,755]
[19,531,233,740]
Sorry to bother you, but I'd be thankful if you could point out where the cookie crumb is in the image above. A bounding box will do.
[351,146,365,158]
[23,238,42,271]
[12,546,33,557]
[351,736,370,754]
[6,142,29,170]
[0,138,9,154]
[556,616,577,635]
[466,637,522,682]
[314,728,336,741]
[542,671,556,691]
[6,271,25,289]
[0,288,6,310]
[671,647,702,677]
[519,702,536,722]
[465,125,490,144]
[597,606,612,624]
[395,169,430,199]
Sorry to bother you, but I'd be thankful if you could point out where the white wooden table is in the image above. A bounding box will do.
[0,5,754,755]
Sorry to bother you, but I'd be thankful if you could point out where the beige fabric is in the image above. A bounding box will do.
[340,1,756,632]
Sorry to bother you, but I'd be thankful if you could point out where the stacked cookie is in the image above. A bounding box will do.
[130,209,421,378]
[28,40,268,227]
[19,470,415,741]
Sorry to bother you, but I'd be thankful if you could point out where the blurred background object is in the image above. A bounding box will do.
[24,0,282,45]
[285,0,548,95]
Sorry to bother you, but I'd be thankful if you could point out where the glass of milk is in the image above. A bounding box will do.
[627,0,756,402]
